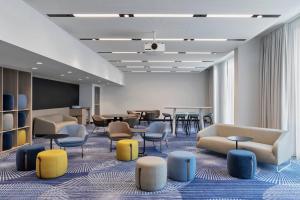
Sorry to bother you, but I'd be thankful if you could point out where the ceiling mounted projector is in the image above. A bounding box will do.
[144,31,165,54]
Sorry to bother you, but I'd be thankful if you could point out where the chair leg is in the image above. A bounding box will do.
[165,140,168,148]
[160,141,162,152]
[81,145,84,158]
[110,139,113,152]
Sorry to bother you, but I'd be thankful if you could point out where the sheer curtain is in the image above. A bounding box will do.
[213,56,235,124]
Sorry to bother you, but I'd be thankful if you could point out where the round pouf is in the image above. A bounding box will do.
[3,131,13,150]
[16,144,45,171]
[135,156,167,191]
[17,129,27,146]
[116,139,138,161]
[18,94,27,110]
[18,111,27,128]
[227,149,257,179]
[3,94,14,110]
[167,151,196,182]
[3,113,14,131]
[36,149,68,179]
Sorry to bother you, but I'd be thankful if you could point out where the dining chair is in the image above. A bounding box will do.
[92,115,109,134]
[143,122,168,152]
[107,121,134,152]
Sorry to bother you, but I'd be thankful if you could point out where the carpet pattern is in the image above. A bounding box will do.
[0,125,300,199]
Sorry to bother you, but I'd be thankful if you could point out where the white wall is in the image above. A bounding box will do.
[100,72,210,115]
[0,0,123,85]
[234,37,261,126]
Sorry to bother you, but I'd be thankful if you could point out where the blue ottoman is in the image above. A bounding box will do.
[227,149,257,179]
[3,131,13,150]
[18,111,26,128]
[167,151,196,182]
[18,94,27,110]
[16,144,45,171]
[3,94,14,110]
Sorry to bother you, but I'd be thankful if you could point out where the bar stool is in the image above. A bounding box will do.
[175,113,188,136]
[187,113,200,134]
[162,113,172,133]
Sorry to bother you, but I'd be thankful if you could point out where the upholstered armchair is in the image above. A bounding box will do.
[54,124,89,158]
[107,121,134,152]
[143,122,168,152]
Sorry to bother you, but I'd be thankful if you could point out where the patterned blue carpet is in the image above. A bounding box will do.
[0,125,300,199]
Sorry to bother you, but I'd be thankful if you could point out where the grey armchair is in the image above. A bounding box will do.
[54,124,89,158]
[143,122,168,152]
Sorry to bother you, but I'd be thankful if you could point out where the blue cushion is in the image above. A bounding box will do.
[144,133,163,139]
[3,94,14,110]
[227,149,257,179]
[18,94,27,110]
[18,111,26,128]
[16,144,45,171]
[168,151,196,182]
[3,131,13,150]
[57,137,84,145]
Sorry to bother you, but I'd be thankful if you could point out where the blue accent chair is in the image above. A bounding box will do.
[16,144,45,171]
[3,131,13,150]
[3,94,14,110]
[143,122,168,152]
[227,149,257,179]
[168,151,196,182]
[18,94,27,110]
[18,111,26,128]
[54,124,89,158]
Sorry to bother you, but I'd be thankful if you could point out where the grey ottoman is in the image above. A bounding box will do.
[136,156,167,191]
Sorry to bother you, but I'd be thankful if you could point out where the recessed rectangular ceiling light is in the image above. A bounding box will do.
[151,71,171,73]
[181,61,203,63]
[73,14,119,17]
[131,71,147,73]
[121,60,143,63]
[126,66,145,68]
[194,38,227,41]
[176,71,191,73]
[99,38,131,41]
[206,14,253,18]
[135,14,193,18]
[185,52,212,54]
[148,60,174,63]
[150,66,173,69]
[112,52,138,54]
[177,67,197,69]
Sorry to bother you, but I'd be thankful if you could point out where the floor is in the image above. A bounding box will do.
[0,124,300,199]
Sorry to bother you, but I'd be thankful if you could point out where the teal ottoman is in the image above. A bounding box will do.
[168,151,196,181]
[227,149,257,179]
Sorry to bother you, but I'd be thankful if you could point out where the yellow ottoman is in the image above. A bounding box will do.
[36,150,68,179]
[17,129,26,146]
[116,139,139,161]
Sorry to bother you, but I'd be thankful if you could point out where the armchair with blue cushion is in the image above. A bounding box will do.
[54,124,89,158]
[143,122,168,152]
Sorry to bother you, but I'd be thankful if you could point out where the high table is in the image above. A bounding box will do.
[165,106,212,136]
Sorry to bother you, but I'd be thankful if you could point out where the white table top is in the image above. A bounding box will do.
[165,106,212,109]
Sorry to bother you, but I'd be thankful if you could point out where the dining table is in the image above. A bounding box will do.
[165,106,212,136]
[101,114,131,121]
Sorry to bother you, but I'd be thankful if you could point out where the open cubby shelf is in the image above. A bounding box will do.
[0,67,32,153]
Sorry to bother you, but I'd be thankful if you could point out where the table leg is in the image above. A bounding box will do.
[172,108,176,136]
[50,138,53,149]
[236,141,238,149]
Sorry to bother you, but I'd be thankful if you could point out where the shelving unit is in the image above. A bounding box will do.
[0,67,32,153]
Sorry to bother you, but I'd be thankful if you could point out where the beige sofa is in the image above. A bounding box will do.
[196,124,292,165]
[34,114,77,135]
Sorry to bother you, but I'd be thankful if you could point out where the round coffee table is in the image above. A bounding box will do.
[227,136,253,149]
[41,134,69,149]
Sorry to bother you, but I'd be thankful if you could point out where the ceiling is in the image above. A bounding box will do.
[24,0,300,73]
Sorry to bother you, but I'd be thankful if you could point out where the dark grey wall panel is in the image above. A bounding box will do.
[33,77,79,110]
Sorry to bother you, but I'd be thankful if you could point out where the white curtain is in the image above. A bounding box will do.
[213,56,235,124]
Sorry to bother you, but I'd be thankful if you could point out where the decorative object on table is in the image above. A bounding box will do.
[3,94,14,110]
[18,94,27,110]
[227,149,257,179]
[17,129,27,146]
[3,113,14,131]
[143,122,168,152]
[107,121,134,152]
[167,151,196,182]
[116,139,138,161]
[3,131,13,150]
[36,149,68,179]
[135,156,167,191]
[227,136,253,149]
[16,144,45,171]
[18,111,26,127]
[196,124,292,166]
[54,124,88,158]
[42,133,69,149]
[92,115,109,134]
[33,114,78,135]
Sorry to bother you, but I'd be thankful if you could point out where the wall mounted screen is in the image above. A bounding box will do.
[33,77,79,110]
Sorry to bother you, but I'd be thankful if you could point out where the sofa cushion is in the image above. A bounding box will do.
[239,142,275,164]
[42,115,63,123]
[198,136,235,154]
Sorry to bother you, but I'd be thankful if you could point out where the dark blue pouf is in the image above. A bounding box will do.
[18,94,27,110]
[3,94,14,110]
[18,111,26,128]
[227,149,257,179]
[16,144,45,171]
[3,131,13,150]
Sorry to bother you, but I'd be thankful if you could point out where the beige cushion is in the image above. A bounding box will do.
[239,142,275,164]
